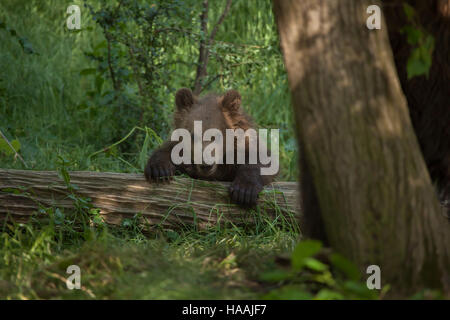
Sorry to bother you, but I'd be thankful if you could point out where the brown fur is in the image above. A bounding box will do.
[145,88,275,206]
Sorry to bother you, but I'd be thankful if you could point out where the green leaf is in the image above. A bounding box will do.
[165,230,180,241]
[291,240,322,271]
[54,208,65,225]
[2,187,22,195]
[95,75,104,93]
[330,253,361,281]
[407,47,432,79]
[58,167,71,185]
[263,285,313,300]
[93,40,107,53]
[92,215,104,225]
[121,218,132,227]
[304,257,328,272]
[315,289,344,300]
[260,270,292,282]
[401,25,422,45]
[0,139,8,154]
[105,145,118,157]
[342,281,379,299]
[89,208,101,216]
[11,139,20,152]
[80,68,97,76]
[423,34,435,52]
[403,3,415,21]
[0,138,20,156]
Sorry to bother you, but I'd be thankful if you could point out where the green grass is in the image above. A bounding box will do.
[0,0,297,178]
[0,0,303,299]
[0,214,298,299]
[0,1,429,300]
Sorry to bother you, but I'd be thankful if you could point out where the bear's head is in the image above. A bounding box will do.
[171,88,253,180]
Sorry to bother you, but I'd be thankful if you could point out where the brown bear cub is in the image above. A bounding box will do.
[144,88,275,206]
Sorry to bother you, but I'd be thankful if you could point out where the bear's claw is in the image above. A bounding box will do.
[144,162,175,182]
[229,180,262,207]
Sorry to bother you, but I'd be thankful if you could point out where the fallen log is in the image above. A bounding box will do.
[0,169,300,230]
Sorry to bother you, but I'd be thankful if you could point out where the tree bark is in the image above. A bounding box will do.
[0,169,299,230]
[273,0,450,295]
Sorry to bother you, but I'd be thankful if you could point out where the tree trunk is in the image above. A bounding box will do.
[273,0,450,296]
[0,169,299,230]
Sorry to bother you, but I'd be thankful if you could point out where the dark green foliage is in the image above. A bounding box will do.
[260,240,381,300]
[80,0,291,161]
[83,0,195,137]
[400,3,435,79]
[0,19,37,55]
[0,0,295,179]
[1,0,437,300]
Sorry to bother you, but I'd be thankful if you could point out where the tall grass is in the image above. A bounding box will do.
[0,0,300,299]
[0,0,296,178]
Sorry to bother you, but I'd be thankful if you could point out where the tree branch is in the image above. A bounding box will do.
[105,31,120,91]
[193,0,233,95]
[208,0,232,44]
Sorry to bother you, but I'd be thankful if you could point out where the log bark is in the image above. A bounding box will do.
[0,169,299,230]
[273,0,450,295]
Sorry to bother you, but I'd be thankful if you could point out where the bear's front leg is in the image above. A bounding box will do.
[144,141,177,182]
[229,164,265,207]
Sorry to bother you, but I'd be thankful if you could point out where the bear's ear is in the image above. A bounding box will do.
[221,90,242,112]
[175,88,194,110]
